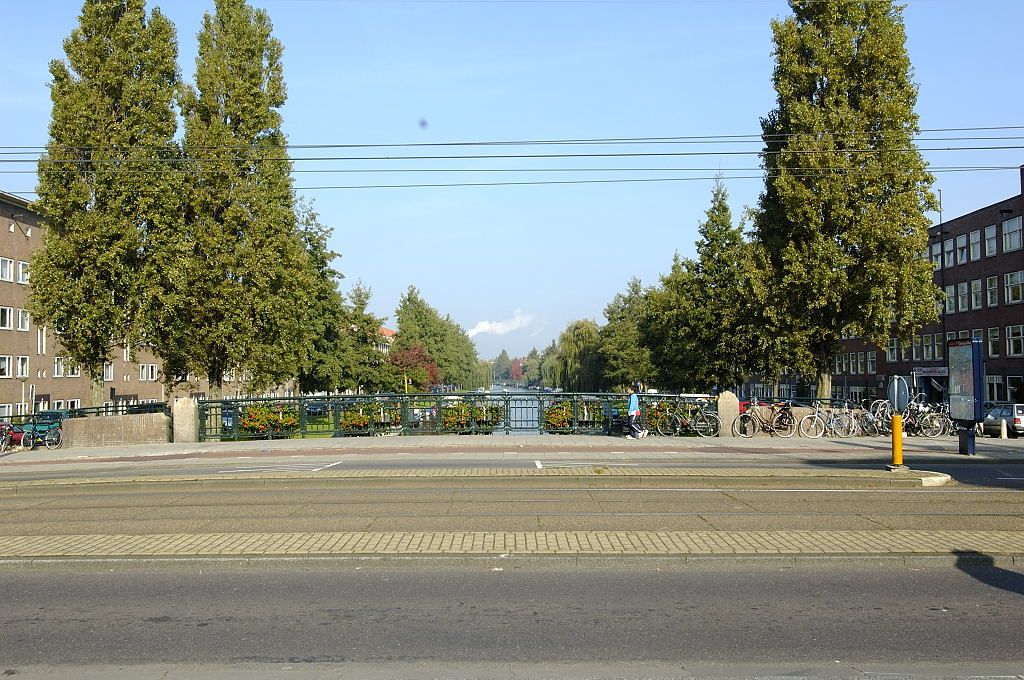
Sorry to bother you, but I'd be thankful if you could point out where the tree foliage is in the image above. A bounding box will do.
[754,0,938,391]
[600,277,656,390]
[31,0,181,396]
[393,286,478,388]
[643,179,752,391]
[158,0,315,396]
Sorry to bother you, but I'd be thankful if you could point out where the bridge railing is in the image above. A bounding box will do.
[196,392,717,442]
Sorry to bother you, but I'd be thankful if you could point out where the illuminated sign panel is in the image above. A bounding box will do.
[947,338,984,422]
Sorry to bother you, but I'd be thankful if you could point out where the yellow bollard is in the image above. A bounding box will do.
[891,414,903,467]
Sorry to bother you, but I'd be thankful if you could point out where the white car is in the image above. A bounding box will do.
[980,404,1024,438]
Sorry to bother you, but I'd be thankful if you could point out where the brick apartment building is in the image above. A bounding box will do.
[0,189,172,417]
[834,166,1024,405]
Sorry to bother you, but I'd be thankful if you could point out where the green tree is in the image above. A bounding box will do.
[394,287,478,388]
[600,277,656,391]
[294,203,345,394]
[649,178,752,392]
[30,0,181,404]
[754,0,938,397]
[553,320,602,392]
[492,349,512,382]
[523,348,542,386]
[162,0,314,396]
[338,283,395,394]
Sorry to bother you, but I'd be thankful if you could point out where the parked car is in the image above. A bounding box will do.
[305,400,328,417]
[20,410,69,438]
[980,404,1024,438]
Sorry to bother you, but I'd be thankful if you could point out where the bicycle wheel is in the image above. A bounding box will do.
[799,414,825,439]
[770,411,796,438]
[732,413,759,438]
[655,412,677,437]
[919,413,943,438]
[693,412,721,438]
[859,413,879,437]
[44,427,63,450]
[834,413,857,438]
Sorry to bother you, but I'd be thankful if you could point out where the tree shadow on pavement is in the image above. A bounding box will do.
[954,551,1024,596]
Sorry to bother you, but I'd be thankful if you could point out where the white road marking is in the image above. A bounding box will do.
[535,460,543,469]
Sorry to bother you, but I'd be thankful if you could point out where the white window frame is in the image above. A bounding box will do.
[943,238,955,268]
[985,224,998,256]
[16,356,28,378]
[912,336,922,361]
[934,334,945,361]
[922,334,933,361]
[1006,271,1023,305]
[0,356,11,378]
[139,364,158,382]
[971,279,983,310]
[1003,216,1022,252]
[956,234,968,264]
[944,285,956,314]
[16,309,30,331]
[867,351,877,374]
[16,261,29,284]
[53,357,65,378]
[957,282,969,311]
[988,275,999,307]
[0,258,12,282]
[988,327,1001,358]
[929,242,942,269]
[1007,325,1024,358]
[969,230,981,261]
[0,306,12,330]
[886,338,898,363]
[104,362,114,382]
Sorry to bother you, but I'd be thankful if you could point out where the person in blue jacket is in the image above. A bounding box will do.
[626,382,647,439]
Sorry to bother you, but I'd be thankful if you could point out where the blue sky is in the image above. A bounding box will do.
[3,0,1023,360]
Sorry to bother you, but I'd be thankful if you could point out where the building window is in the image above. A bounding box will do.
[0,258,12,282]
[17,309,30,332]
[0,356,11,378]
[1006,271,1024,305]
[957,282,969,311]
[985,224,998,256]
[922,335,933,360]
[969,279,982,310]
[989,328,1001,358]
[969,230,981,260]
[867,351,877,374]
[1007,325,1024,358]
[835,356,842,374]
[857,352,866,374]
[53,357,65,378]
[986,375,1004,402]
[1003,216,1022,252]
[929,242,942,269]
[16,356,28,378]
[934,334,945,360]
[104,362,114,382]
[944,285,956,314]
[912,336,921,361]
[16,261,29,284]
[958,330,970,339]
[955,234,968,264]
[139,364,158,382]
[988,275,999,307]
[0,307,12,330]
[886,338,897,363]
[943,238,954,268]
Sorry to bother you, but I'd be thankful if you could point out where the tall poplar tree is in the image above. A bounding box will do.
[31,0,180,403]
[159,0,313,395]
[754,0,938,397]
[600,278,655,390]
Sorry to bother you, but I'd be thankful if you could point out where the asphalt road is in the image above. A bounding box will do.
[1,561,1022,676]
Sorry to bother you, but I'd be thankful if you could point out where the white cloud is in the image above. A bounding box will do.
[467,310,534,338]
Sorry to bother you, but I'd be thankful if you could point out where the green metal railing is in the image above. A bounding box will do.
[197,392,717,442]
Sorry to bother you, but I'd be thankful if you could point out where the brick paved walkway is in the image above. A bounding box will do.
[1,530,1022,559]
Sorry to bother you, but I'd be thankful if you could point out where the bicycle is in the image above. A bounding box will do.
[0,422,13,453]
[651,398,721,438]
[799,401,857,438]
[732,400,796,438]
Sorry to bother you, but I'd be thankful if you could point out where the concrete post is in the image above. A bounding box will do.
[717,391,739,437]
[173,397,200,443]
